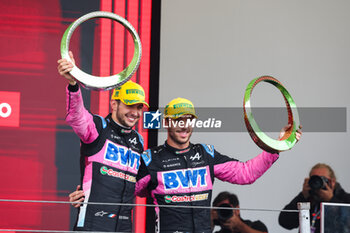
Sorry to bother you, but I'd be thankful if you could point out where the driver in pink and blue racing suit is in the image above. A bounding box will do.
[58,52,148,232]
[135,97,301,233]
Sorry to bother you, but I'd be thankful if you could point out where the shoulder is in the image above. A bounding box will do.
[334,183,350,201]
[193,143,215,157]
[140,145,164,166]
[88,114,108,134]
[242,219,268,231]
[94,115,108,128]
[132,130,144,147]
[148,144,164,153]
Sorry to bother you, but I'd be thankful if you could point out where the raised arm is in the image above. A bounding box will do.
[213,124,302,184]
[213,150,279,185]
[65,85,99,144]
[58,51,99,144]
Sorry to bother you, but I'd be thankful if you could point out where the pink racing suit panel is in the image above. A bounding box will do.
[65,86,99,144]
[214,150,279,184]
[135,174,151,197]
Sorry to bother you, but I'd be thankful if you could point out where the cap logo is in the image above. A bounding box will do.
[113,91,120,98]
[126,89,144,96]
[173,103,193,109]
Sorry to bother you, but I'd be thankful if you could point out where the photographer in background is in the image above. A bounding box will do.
[278,163,350,233]
[212,192,268,233]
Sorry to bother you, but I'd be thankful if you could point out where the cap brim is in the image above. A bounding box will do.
[141,101,149,108]
[120,99,149,107]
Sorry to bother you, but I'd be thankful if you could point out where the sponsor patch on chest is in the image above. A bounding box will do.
[104,140,140,171]
[100,166,136,182]
[164,193,209,203]
[160,166,211,192]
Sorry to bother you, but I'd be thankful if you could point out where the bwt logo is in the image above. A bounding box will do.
[143,110,161,129]
[104,141,141,170]
[0,91,20,127]
[162,167,207,190]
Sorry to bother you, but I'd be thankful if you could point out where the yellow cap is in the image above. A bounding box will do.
[111,81,149,107]
[164,97,197,119]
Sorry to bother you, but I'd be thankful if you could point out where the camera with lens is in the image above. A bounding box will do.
[308,175,330,191]
[213,203,234,225]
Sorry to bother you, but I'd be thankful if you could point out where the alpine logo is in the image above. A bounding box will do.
[190,152,201,160]
[129,137,137,145]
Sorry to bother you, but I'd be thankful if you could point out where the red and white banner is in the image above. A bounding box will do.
[0,91,20,127]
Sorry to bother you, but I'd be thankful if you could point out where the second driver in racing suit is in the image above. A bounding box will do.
[135,97,302,233]
[58,52,148,232]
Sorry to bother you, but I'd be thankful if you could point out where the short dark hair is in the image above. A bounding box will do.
[213,191,239,207]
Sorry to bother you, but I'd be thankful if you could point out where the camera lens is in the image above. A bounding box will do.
[308,175,325,190]
[217,203,233,221]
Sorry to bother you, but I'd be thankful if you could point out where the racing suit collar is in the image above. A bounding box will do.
[164,141,193,155]
[106,113,133,134]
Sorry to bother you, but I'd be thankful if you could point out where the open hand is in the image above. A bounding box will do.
[57,51,76,85]
[69,185,85,208]
[278,124,302,141]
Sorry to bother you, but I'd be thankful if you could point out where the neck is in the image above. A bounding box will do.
[111,113,131,129]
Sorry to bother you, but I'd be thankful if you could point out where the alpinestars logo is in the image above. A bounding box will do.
[95,211,108,217]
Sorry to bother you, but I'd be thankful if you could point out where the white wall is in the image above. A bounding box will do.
[158,0,350,232]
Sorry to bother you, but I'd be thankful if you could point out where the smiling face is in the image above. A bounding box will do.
[166,115,194,149]
[111,100,143,128]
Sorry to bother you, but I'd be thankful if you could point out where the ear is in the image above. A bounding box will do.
[235,205,240,216]
[330,178,336,190]
[110,99,118,111]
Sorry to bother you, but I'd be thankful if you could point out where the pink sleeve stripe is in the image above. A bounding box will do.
[214,151,279,184]
[65,86,99,144]
[135,174,151,197]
